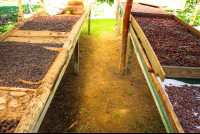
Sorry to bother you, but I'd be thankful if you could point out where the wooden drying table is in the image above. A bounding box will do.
[0,2,92,133]
[130,12,200,80]
[127,23,184,133]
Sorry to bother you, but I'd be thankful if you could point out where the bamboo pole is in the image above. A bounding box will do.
[119,0,133,75]
[189,0,200,25]
[17,0,24,22]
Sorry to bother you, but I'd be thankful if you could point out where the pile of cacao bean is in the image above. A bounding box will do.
[134,16,200,67]
[165,84,200,133]
[122,3,166,14]
[20,16,80,32]
[0,120,20,133]
[0,42,59,89]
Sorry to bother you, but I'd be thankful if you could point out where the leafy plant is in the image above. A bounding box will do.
[78,87,80,91]
[102,91,107,93]
[119,100,122,103]
[79,55,82,58]
[80,108,84,111]
[76,125,86,133]
[91,124,96,129]
[126,124,136,130]
[127,91,132,95]
[114,114,120,118]
[143,116,151,121]
[136,123,145,128]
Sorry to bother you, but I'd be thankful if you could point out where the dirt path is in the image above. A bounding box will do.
[38,19,166,133]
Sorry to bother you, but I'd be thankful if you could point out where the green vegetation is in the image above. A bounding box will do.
[114,113,121,118]
[78,87,81,91]
[80,108,85,111]
[127,91,132,95]
[126,115,165,133]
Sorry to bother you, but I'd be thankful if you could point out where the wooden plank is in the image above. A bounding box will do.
[3,36,66,44]
[126,33,134,74]
[0,87,36,93]
[63,2,92,50]
[10,30,69,37]
[138,2,167,8]
[163,66,200,78]
[74,40,79,75]
[131,12,173,18]
[129,24,184,133]
[130,15,166,81]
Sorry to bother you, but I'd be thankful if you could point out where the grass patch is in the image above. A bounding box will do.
[81,19,118,38]
[0,22,16,34]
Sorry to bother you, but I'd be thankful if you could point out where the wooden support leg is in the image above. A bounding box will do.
[126,33,133,74]
[88,9,91,35]
[74,40,79,75]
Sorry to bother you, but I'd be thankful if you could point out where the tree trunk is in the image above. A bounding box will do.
[28,0,34,15]
[189,0,200,25]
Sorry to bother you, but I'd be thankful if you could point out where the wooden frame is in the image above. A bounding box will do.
[128,24,184,133]
[130,12,200,79]
[0,2,92,133]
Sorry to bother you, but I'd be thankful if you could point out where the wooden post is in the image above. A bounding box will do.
[119,0,133,75]
[115,0,119,35]
[17,0,24,22]
[38,0,45,11]
[88,9,91,35]
[126,33,133,74]
[74,39,79,75]
[189,0,200,25]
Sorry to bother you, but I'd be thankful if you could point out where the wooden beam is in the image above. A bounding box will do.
[163,66,200,79]
[130,15,166,81]
[120,0,133,75]
[10,30,69,38]
[74,39,79,75]
[0,87,36,93]
[3,36,66,44]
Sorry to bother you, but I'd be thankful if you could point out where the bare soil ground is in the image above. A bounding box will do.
[38,19,166,133]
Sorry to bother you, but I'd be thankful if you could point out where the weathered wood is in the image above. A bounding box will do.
[74,40,79,75]
[126,33,134,74]
[63,2,92,50]
[115,0,120,34]
[138,2,167,8]
[0,87,36,93]
[130,15,166,81]
[88,9,91,34]
[10,30,69,38]
[163,66,200,78]
[3,36,66,44]
[32,35,78,133]
[17,0,24,22]
[120,0,133,75]
[131,12,173,18]
[129,24,184,133]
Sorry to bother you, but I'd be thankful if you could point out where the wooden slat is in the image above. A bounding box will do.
[129,24,184,133]
[3,36,66,44]
[163,66,200,78]
[131,12,173,18]
[10,30,69,37]
[130,15,166,81]
[0,87,36,93]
